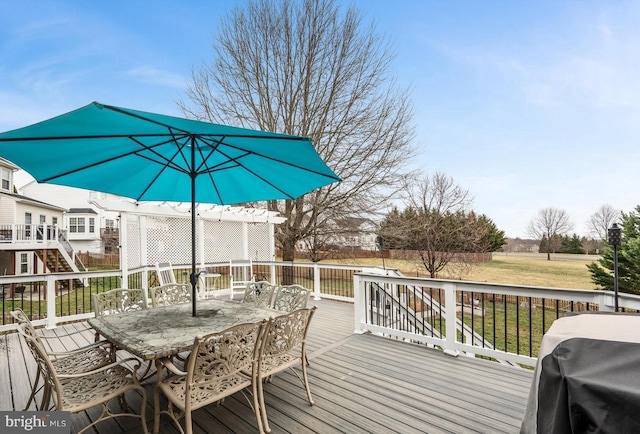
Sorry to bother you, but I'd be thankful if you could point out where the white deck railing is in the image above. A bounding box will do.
[0,224,62,244]
[2,262,637,367]
[353,272,640,367]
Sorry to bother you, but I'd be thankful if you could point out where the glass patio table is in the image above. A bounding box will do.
[88,298,276,361]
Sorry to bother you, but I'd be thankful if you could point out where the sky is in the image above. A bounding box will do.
[1,0,639,238]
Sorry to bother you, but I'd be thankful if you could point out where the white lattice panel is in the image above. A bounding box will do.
[204,220,244,261]
[126,214,277,267]
[248,223,271,260]
[145,216,192,266]
[126,215,141,269]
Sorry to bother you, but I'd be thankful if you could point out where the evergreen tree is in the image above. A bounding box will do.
[587,205,640,295]
[378,206,506,277]
[560,233,583,254]
[474,214,507,252]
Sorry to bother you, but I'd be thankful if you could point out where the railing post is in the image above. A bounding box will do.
[268,224,276,282]
[269,262,276,285]
[45,274,58,329]
[120,212,129,288]
[443,282,459,357]
[197,218,205,270]
[598,292,616,312]
[313,262,321,300]
[353,273,365,334]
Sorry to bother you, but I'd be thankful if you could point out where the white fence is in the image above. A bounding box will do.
[2,262,637,367]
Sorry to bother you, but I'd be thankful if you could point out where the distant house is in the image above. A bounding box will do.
[0,158,84,284]
[296,217,378,254]
[331,217,378,251]
[20,182,120,254]
[503,238,540,253]
[66,208,100,252]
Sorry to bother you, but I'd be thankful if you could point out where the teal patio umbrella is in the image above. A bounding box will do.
[0,102,340,315]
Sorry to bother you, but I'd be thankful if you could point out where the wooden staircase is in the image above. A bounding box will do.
[34,248,85,288]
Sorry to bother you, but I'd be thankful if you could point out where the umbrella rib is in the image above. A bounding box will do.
[37,134,191,183]
[197,138,296,200]
[196,134,340,182]
[200,135,340,181]
[128,133,198,201]
[128,134,192,174]
[193,138,225,203]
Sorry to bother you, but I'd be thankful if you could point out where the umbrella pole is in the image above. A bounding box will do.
[190,138,197,316]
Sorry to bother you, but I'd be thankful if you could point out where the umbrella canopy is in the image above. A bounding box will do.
[0,102,341,315]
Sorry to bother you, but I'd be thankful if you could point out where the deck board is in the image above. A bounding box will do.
[0,299,533,433]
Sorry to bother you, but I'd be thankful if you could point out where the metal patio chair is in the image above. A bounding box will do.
[255,307,317,433]
[10,309,113,411]
[15,318,149,434]
[153,320,268,434]
[93,288,148,315]
[272,284,311,312]
[242,281,276,308]
[149,283,192,307]
[93,288,154,380]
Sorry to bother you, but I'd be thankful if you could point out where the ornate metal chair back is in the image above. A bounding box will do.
[149,283,192,307]
[93,288,148,316]
[243,281,276,308]
[272,285,311,312]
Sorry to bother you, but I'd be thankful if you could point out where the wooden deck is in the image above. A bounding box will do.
[0,299,533,433]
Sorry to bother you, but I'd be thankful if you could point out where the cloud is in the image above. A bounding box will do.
[126,66,186,89]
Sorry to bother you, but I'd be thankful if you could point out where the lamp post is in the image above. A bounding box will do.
[608,223,622,311]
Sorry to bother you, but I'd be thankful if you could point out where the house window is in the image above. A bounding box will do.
[52,217,58,226]
[69,217,85,233]
[105,219,114,229]
[20,253,28,274]
[89,218,95,233]
[1,168,9,191]
[24,212,32,237]
[39,215,46,224]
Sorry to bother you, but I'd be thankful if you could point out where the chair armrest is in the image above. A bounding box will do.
[157,357,187,376]
[38,328,91,339]
[48,339,112,357]
[57,357,142,379]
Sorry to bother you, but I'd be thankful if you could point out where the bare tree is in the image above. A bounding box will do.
[179,0,416,279]
[299,225,335,263]
[587,204,621,241]
[527,207,574,260]
[399,172,474,278]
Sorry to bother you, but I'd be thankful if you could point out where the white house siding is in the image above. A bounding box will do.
[21,183,97,209]
[14,202,64,226]
[0,195,16,225]
[21,183,120,254]
[20,183,120,228]
[70,239,102,254]
[66,212,100,240]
